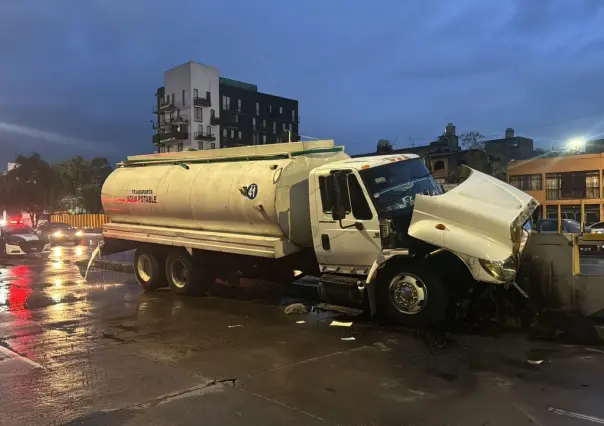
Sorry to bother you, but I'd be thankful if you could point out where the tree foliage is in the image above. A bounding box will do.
[376,139,393,153]
[460,131,485,150]
[0,154,113,219]
[459,131,506,180]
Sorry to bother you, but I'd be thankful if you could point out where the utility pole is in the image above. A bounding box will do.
[288,130,291,143]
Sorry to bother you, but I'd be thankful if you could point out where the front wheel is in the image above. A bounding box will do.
[376,261,448,326]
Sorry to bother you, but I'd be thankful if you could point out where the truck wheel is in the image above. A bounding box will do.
[134,249,167,291]
[376,262,448,326]
[165,251,205,295]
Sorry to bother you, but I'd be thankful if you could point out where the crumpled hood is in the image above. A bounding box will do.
[409,166,539,262]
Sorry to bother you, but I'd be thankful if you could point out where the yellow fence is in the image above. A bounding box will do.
[50,214,109,229]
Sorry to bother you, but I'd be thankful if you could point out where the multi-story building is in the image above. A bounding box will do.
[507,153,604,225]
[152,61,299,152]
[484,128,535,164]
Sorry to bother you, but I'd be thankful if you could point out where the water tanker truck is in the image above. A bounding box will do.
[100,140,539,326]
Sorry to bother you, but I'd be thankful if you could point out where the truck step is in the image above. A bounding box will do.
[314,303,365,317]
[319,274,362,288]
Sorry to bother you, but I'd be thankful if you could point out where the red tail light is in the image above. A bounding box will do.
[8,220,23,225]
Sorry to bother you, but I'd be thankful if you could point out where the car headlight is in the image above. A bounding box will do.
[75,230,83,237]
[53,231,63,237]
[479,256,517,282]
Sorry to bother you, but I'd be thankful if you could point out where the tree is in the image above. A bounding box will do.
[4,153,64,227]
[460,131,485,150]
[459,131,506,180]
[376,139,393,153]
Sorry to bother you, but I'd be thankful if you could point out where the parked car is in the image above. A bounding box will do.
[36,222,83,245]
[587,221,604,235]
[0,222,51,258]
[536,218,582,234]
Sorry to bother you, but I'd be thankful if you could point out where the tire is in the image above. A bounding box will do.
[134,249,167,291]
[165,250,208,295]
[376,261,448,326]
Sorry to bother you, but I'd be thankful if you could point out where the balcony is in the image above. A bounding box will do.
[222,114,239,127]
[157,130,189,143]
[194,95,211,107]
[153,101,176,114]
[210,116,220,125]
[222,137,244,148]
[195,131,216,141]
[254,125,266,133]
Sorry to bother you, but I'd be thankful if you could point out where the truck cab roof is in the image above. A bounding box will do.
[315,153,421,172]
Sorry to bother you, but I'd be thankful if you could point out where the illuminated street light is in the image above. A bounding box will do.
[568,137,585,151]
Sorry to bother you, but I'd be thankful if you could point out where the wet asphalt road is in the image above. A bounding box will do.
[1,246,604,425]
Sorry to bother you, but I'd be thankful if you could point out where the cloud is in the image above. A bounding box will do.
[1,0,604,162]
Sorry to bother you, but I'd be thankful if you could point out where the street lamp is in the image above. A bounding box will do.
[568,137,585,151]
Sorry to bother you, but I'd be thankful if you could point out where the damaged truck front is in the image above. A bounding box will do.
[101,140,539,326]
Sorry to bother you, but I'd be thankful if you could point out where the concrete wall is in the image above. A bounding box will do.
[520,232,604,319]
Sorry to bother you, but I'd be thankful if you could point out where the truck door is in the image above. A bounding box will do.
[313,169,381,271]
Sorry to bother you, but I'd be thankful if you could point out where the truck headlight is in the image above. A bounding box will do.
[53,231,63,237]
[479,256,517,282]
[75,230,83,237]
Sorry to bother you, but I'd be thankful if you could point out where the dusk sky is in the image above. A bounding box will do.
[1,0,603,166]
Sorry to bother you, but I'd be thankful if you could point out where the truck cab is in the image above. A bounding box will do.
[310,154,538,325]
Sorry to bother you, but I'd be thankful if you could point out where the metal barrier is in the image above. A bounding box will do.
[50,214,109,230]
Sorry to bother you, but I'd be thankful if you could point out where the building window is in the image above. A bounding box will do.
[222,128,227,138]
[210,143,215,149]
[269,105,272,114]
[272,121,276,134]
[171,93,175,105]
[277,136,282,143]
[586,172,600,199]
[262,134,267,144]
[256,102,260,115]
[282,122,286,131]
[238,130,242,139]
[194,107,202,122]
[222,95,230,110]
[194,89,198,98]
[509,174,543,191]
[198,124,203,133]
[433,161,445,171]
[237,98,242,112]
[253,133,259,145]
[252,117,256,130]
[210,109,216,119]
[291,109,295,121]
[262,119,266,128]
[235,114,239,123]
[545,171,599,200]
[182,90,186,106]
[206,125,211,135]
[288,123,292,132]
[279,106,283,115]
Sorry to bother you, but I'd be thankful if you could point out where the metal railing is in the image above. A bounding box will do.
[195,131,216,141]
[194,96,211,107]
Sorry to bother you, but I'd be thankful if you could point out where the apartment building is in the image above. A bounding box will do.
[152,61,299,152]
[507,153,604,225]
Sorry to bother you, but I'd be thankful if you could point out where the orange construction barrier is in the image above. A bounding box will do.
[50,214,110,230]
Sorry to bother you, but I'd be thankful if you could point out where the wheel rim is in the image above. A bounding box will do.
[136,254,153,282]
[170,259,188,289]
[388,273,427,315]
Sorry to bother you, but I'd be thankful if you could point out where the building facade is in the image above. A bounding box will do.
[484,128,534,164]
[153,61,299,152]
[507,153,604,225]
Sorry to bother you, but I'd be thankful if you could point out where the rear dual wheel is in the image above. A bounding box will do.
[134,248,214,295]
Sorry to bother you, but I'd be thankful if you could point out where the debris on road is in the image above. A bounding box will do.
[341,337,356,341]
[228,325,243,328]
[527,359,544,365]
[284,303,309,315]
[330,320,353,327]
[295,320,306,324]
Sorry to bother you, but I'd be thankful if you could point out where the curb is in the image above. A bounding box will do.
[75,259,133,274]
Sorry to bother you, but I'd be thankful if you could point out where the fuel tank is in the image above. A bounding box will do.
[102,141,349,248]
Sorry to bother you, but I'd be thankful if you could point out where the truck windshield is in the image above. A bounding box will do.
[359,158,442,217]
